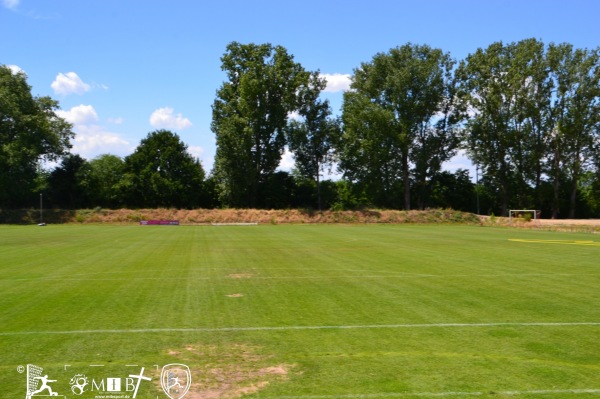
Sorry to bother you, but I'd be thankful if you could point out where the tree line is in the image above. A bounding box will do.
[2,38,600,217]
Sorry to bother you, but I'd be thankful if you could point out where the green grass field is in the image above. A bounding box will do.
[1,224,599,398]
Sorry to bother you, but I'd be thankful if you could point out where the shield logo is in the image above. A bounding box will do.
[160,364,191,399]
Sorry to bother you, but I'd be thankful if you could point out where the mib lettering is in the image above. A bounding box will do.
[88,367,150,398]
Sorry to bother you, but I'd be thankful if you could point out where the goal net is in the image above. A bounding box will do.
[509,209,541,223]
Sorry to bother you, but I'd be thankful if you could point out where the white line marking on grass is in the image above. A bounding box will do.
[2,277,213,281]
[246,273,600,279]
[268,389,600,398]
[2,322,599,336]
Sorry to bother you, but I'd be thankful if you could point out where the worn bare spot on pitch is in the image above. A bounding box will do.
[227,273,254,279]
[158,343,294,399]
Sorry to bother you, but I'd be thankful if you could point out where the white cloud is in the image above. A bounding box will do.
[71,125,132,159]
[442,149,476,180]
[322,73,351,93]
[187,145,204,160]
[149,107,192,130]
[7,64,24,74]
[278,147,295,171]
[322,163,342,181]
[1,0,19,10]
[51,72,91,95]
[107,117,124,125]
[93,82,109,91]
[276,147,341,180]
[288,110,301,121]
[56,104,98,125]
[56,104,131,159]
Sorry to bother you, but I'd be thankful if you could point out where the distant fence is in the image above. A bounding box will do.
[139,220,179,225]
[0,209,76,224]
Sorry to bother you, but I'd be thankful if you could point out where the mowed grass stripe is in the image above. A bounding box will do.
[1,225,599,397]
[1,225,599,329]
[4,271,600,281]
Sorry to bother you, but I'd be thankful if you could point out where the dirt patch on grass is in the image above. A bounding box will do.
[157,343,293,399]
[259,365,288,375]
[225,293,244,297]
[227,273,253,279]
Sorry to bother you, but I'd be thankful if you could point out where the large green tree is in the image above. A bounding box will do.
[84,154,125,208]
[340,43,457,209]
[46,154,90,209]
[212,42,309,207]
[340,91,403,208]
[457,39,551,215]
[0,65,73,207]
[286,72,341,210]
[122,130,205,208]
[546,43,600,218]
[509,39,554,208]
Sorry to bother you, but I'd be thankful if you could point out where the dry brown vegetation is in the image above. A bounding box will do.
[5,208,600,232]
[484,215,600,233]
[0,207,482,225]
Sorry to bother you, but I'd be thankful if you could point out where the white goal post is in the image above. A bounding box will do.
[509,209,541,223]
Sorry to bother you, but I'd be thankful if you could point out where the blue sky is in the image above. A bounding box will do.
[2,0,600,176]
